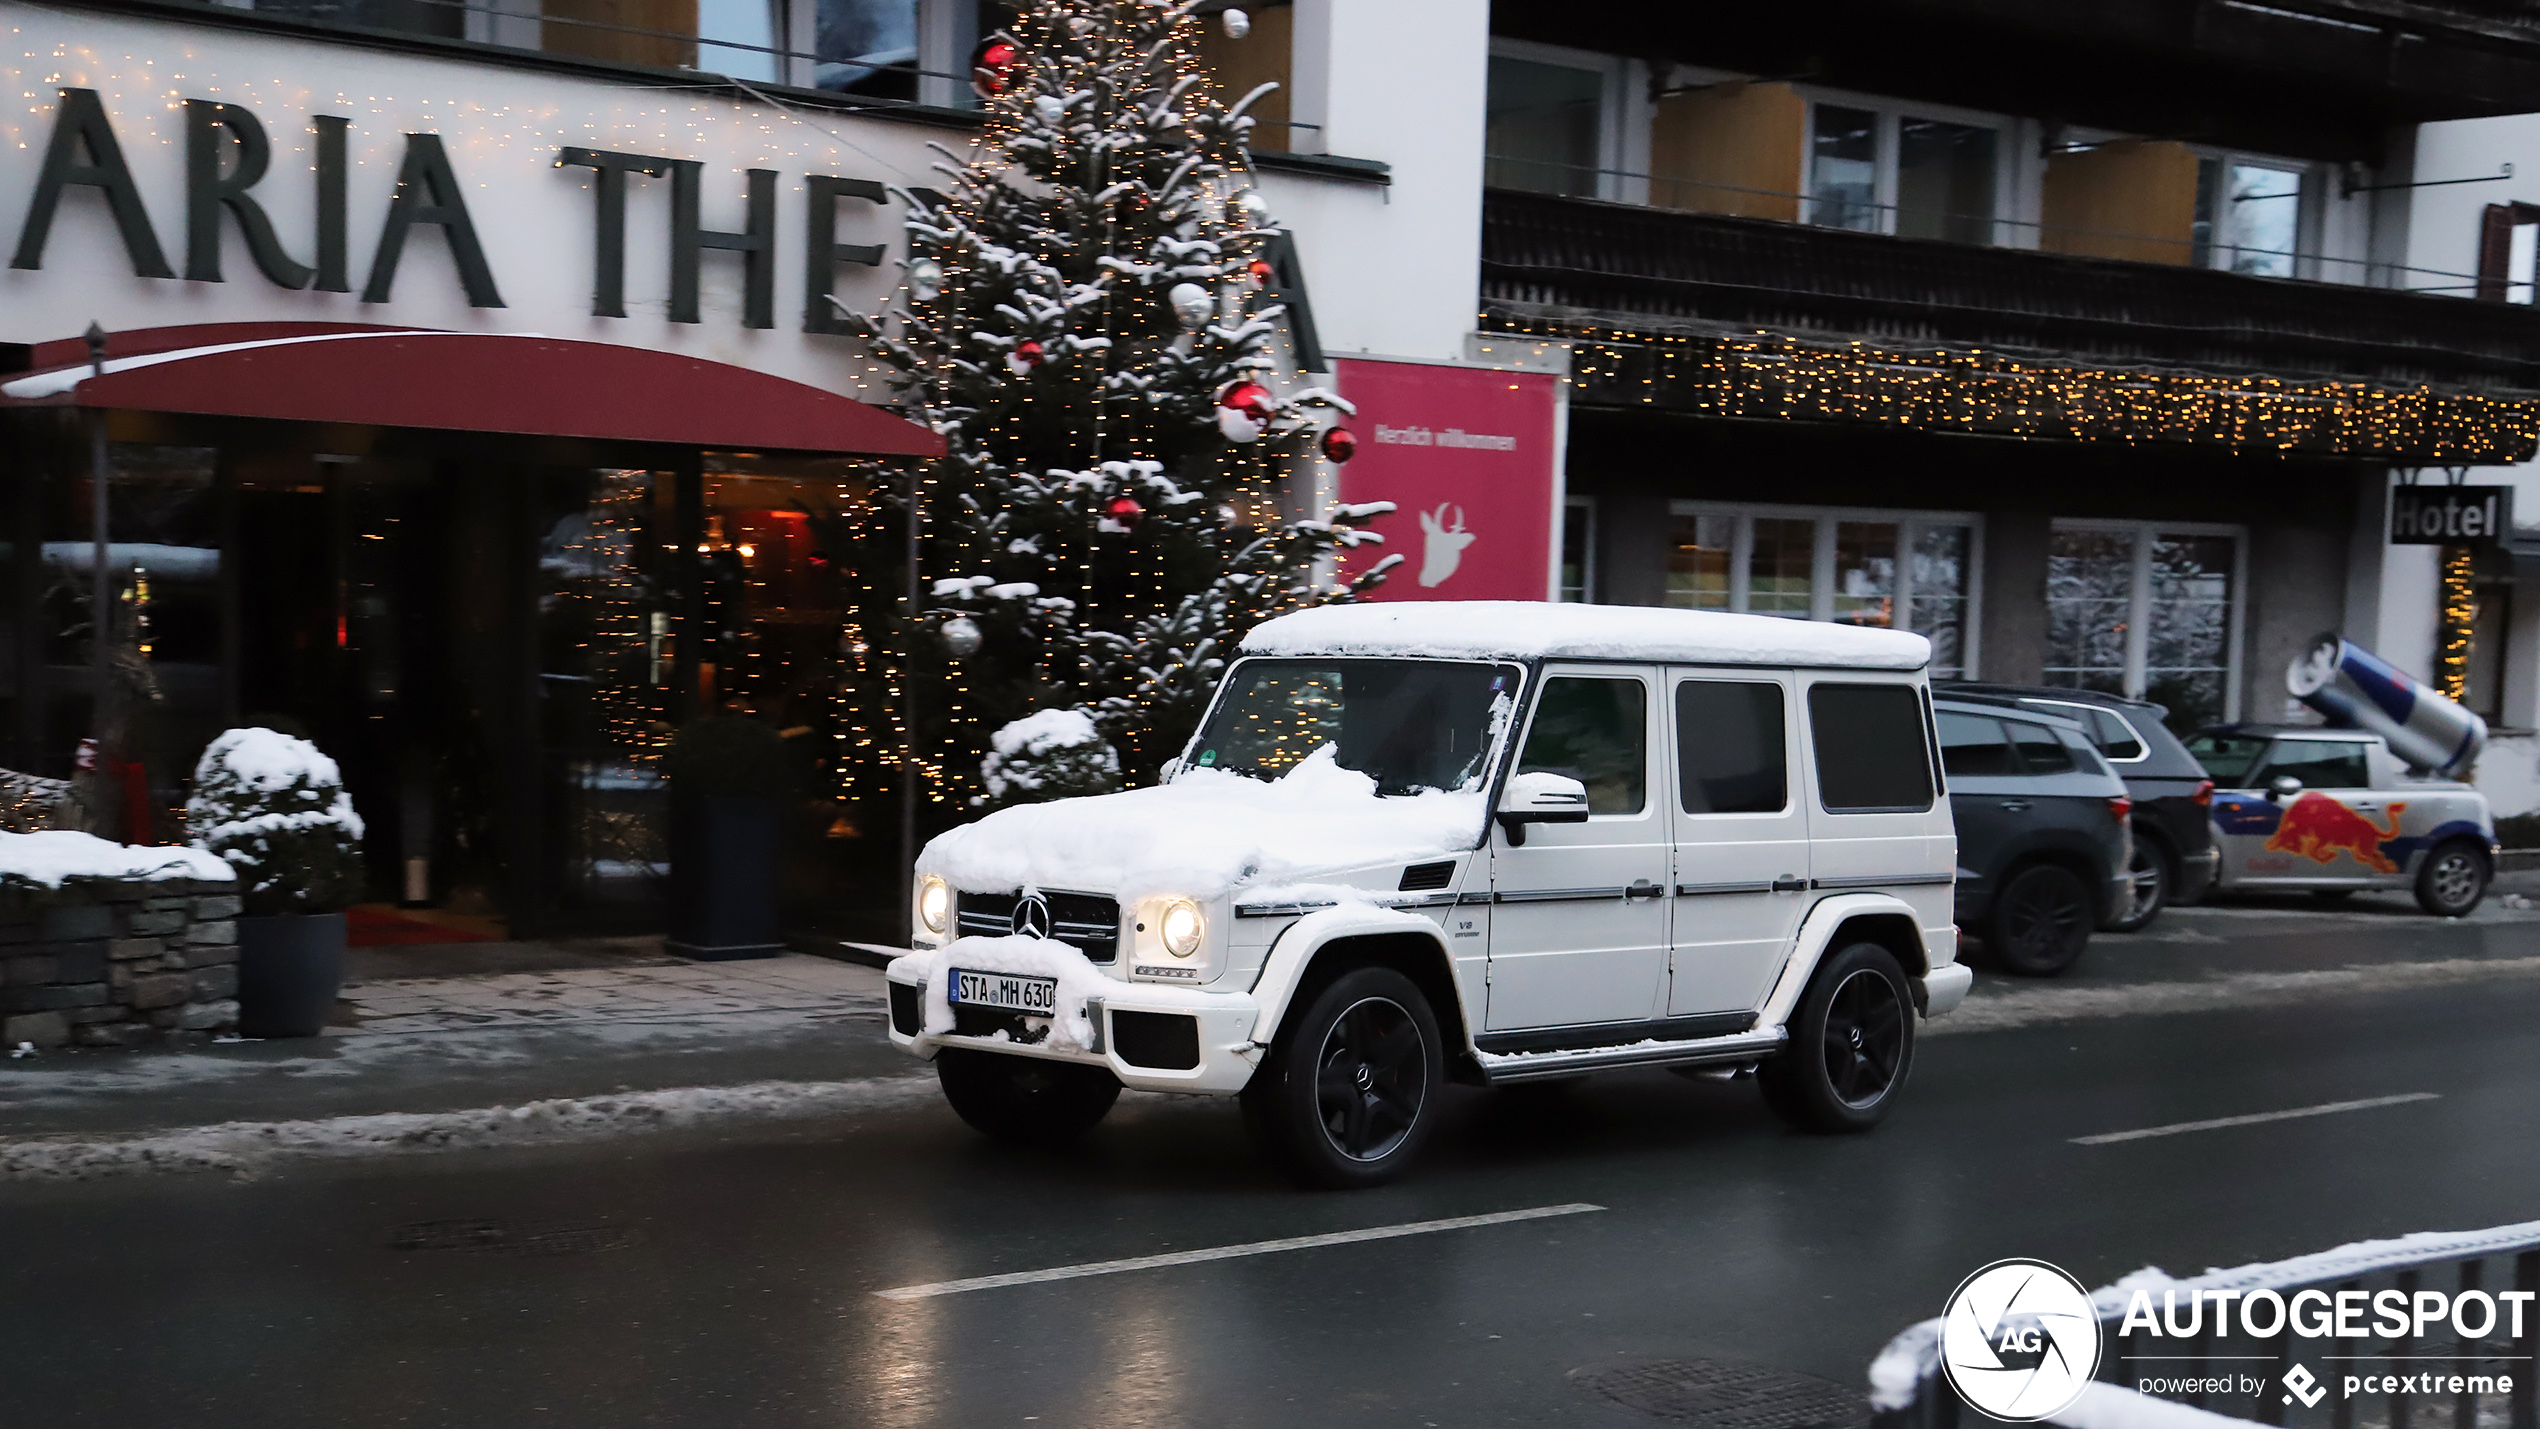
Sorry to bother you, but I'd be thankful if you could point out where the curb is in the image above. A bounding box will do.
[784,934,906,969]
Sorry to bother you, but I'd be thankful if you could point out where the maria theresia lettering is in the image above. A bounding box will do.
[8,87,884,327]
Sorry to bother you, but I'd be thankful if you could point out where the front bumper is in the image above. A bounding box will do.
[886,965,1266,1095]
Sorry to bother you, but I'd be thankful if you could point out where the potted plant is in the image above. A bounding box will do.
[664,715,793,960]
[188,726,366,1038]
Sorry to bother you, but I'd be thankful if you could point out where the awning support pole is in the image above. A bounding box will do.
[83,322,108,757]
[900,464,919,945]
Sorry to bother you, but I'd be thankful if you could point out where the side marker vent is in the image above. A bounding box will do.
[1399,861,1455,892]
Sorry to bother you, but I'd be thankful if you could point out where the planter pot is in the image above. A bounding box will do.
[236,912,347,1039]
[667,794,783,960]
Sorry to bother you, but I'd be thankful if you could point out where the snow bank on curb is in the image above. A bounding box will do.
[0,830,232,887]
[891,935,1111,1052]
[0,1075,940,1182]
[922,744,1485,901]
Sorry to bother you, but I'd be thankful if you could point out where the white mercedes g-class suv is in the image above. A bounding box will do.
[886,601,1970,1186]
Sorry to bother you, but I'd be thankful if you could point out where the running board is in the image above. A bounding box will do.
[1474,1028,1789,1084]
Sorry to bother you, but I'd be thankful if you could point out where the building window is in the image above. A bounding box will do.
[2192,157,2308,278]
[2045,522,2242,731]
[1559,497,1596,603]
[1666,503,1981,677]
[1486,55,1609,197]
[1802,98,2004,244]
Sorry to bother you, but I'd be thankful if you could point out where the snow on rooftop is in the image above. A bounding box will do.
[0,831,233,888]
[1241,602,1930,670]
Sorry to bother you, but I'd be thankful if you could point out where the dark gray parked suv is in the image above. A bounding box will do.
[1932,695,2134,976]
[1941,684,2219,931]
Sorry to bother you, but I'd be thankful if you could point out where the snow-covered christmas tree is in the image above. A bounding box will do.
[831,0,1397,812]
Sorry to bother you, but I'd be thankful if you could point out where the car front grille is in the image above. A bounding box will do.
[953,889,1123,962]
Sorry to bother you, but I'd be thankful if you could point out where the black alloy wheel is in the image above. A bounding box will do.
[1759,941,1915,1133]
[1242,965,1444,1189]
[1987,863,2093,975]
[2103,839,2172,933]
[2415,838,2490,918]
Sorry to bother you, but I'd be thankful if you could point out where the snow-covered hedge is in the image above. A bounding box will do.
[979,709,1121,807]
[187,727,366,916]
[0,829,230,890]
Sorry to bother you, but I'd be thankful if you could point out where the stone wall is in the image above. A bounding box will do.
[0,877,241,1049]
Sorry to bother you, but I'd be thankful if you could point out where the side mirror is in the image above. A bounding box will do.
[2269,775,2304,802]
[1497,772,1590,846]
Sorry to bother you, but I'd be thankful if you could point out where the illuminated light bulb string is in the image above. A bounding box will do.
[1483,316,2540,462]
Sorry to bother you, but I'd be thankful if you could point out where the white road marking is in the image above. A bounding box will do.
[872,1203,1606,1301]
[2072,1093,2440,1146]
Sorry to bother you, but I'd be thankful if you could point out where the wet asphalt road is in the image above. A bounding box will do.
[7,911,2540,1428]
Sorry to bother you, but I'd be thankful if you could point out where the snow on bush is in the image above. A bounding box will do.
[187,727,366,916]
[0,830,230,889]
[979,709,1122,806]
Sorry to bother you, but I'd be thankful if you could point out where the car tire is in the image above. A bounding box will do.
[2103,838,2173,933]
[2415,838,2490,918]
[1757,941,1915,1134]
[1240,966,1444,1189]
[936,1048,1121,1147]
[1986,863,2093,976]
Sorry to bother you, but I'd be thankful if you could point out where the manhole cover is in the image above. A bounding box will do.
[1570,1358,1867,1429]
[389,1219,641,1257]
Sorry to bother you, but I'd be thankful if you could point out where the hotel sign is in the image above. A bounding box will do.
[2389,485,2513,545]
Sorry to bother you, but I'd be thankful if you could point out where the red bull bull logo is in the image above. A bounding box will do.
[2263,793,2407,874]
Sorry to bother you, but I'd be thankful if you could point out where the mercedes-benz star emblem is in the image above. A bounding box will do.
[1009,894,1053,940]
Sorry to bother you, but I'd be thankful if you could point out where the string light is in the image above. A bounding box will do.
[2438,543,2477,702]
[1487,316,2540,462]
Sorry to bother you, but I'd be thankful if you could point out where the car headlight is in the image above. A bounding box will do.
[1159,898,1205,958]
[918,876,950,935]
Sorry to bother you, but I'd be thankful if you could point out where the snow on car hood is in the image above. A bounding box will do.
[918,745,1485,902]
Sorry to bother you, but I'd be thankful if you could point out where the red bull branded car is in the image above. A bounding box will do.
[2184,726,2497,916]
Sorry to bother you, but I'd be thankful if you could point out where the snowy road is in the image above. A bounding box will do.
[5,912,2539,1428]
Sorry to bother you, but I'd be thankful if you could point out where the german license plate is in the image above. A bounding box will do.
[948,969,1059,1016]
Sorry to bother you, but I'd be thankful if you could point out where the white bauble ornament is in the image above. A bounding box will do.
[1220,8,1250,38]
[1033,94,1066,124]
[907,257,943,302]
[1168,282,1213,332]
[1231,188,1272,226]
[940,616,984,658]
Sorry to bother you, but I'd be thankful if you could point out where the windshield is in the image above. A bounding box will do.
[2184,730,2270,786]
[1186,659,1519,795]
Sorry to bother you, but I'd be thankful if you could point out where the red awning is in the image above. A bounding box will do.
[0,322,943,457]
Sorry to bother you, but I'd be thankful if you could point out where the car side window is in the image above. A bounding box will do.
[2258,739,2370,790]
[1936,712,2020,778]
[1518,677,1647,815]
[1808,683,1936,813]
[1675,680,1786,814]
[2087,709,2146,760]
[2007,722,2076,776]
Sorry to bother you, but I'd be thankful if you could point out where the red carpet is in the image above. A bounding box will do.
[346,905,502,947]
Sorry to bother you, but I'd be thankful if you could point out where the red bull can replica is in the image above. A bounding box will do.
[2286,634,2486,776]
[2183,636,2498,916]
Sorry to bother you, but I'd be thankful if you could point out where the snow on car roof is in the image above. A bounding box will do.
[1241,602,1931,670]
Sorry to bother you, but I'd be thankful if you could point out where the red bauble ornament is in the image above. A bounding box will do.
[1245,258,1275,289]
[1005,339,1045,377]
[1215,380,1276,443]
[971,37,1022,98]
[1103,494,1145,530]
[1320,426,1357,463]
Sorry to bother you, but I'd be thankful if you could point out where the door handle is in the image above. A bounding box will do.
[1771,875,1808,893]
[1626,880,1664,900]
[1999,800,2032,812]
